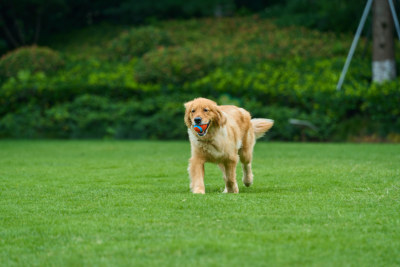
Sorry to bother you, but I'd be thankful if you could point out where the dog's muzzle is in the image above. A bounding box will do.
[193,122,210,136]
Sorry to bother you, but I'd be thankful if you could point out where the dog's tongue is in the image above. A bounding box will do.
[194,124,208,133]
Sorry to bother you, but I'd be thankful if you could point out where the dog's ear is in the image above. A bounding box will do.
[214,106,227,127]
[184,101,193,110]
[184,101,193,128]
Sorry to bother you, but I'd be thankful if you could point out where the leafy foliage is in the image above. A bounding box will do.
[0,46,64,80]
[135,17,349,84]
[108,26,171,61]
[262,0,367,33]
[0,17,399,141]
[135,45,217,84]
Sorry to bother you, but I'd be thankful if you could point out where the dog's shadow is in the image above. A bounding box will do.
[200,185,286,194]
[172,182,290,194]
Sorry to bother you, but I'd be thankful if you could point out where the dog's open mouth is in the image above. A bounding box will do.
[193,122,210,137]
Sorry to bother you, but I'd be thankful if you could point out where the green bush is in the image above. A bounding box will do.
[108,26,171,61]
[134,17,349,84]
[1,56,399,141]
[0,46,64,80]
[134,45,218,84]
[0,104,45,138]
[43,95,119,139]
[0,18,399,141]
[0,94,188,139]
[241,103,335,142]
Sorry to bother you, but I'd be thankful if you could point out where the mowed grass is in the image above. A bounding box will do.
[0,141,399,266]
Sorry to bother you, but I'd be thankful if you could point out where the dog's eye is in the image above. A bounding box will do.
[204,108,209,112]
[191,109,195,113]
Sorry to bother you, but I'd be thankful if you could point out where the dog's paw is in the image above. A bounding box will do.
[192,188,205,194]
[223,185,239,193]
[243,181,253,187]
[242,175,253,187]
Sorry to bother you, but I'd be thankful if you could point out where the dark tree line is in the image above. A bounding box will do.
[0,0,397,54]
[0,0,267,51]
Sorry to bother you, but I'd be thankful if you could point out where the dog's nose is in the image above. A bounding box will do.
[194,117,202,124]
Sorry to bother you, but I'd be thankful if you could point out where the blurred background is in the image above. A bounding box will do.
[0,0,399,142]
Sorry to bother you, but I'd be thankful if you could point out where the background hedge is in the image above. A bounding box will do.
[0,17,399,141]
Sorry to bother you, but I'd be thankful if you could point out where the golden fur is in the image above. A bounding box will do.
[184,97,273,194]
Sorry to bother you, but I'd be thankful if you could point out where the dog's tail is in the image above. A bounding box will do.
[251,118,274,139]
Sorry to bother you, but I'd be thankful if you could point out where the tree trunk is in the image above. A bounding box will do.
[372,0,396,83]
[34,13,41,44]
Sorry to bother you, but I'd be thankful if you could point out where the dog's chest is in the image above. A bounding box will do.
[189,130,235,162]
[199,141,225,160]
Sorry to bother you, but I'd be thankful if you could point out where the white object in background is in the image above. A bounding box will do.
[372,59,396,83]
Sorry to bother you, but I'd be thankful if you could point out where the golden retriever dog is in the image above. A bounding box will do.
[184,97,273,194]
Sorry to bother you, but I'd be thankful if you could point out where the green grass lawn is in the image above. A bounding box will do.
[0,141,399,266]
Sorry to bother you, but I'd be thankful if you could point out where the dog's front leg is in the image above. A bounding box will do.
[188,157,205,194]
[223,159,239,193]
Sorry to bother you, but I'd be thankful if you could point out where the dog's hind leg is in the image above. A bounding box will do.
[239,133,255,187]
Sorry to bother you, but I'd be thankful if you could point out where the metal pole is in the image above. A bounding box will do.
[388,0,400,40]
[336,0,374,91]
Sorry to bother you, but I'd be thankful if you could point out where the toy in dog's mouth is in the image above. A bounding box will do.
[193,122,210,137]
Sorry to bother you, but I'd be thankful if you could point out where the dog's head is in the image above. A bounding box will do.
[184,98,226,137]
